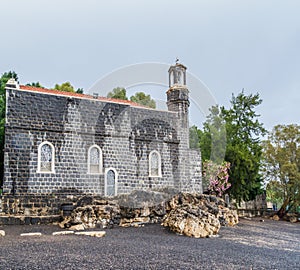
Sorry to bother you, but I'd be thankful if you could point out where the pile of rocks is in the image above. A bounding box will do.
[59,198,121,230]
[59,189,177,230]
[270,213,299,223]
[162,205,220,237]
[59,189,238,238]
[162,193,238,238]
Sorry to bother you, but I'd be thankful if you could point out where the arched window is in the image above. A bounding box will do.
[149,150,162,177]
[105,168,118,196]
[88,145,103,174]
[37,141,55,173]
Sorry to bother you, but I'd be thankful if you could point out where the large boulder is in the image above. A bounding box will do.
[271,215,280,221]
[162,205,220,238]
[162,193,238,237]
[166,193,238,226]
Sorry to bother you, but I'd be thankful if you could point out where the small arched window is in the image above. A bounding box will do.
[88,145,103,174]
[149,150,162,177]
[105,168,118,196]
[37,141,55,173]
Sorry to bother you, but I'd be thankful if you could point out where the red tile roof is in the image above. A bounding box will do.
[19,85,146,108]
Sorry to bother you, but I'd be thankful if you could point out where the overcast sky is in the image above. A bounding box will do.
[1,0,299,130]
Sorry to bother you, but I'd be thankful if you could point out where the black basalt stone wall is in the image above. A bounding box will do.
[2,89,192,199]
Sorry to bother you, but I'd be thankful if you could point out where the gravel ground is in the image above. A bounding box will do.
[0,218,299,270]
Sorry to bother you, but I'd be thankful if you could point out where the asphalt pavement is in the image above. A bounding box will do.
[0,218,299,270]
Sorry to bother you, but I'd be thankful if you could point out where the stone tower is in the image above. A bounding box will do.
[167,61,190,148]
[167,61,191,190]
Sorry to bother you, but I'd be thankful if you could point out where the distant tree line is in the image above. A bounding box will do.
[106,87,156,109]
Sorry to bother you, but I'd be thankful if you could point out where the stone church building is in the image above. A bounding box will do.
[1,62,202,214]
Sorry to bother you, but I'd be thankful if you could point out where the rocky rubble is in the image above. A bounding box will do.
[270,213,299,223]
[162,205,220,238]
[162,193,238,237]
[59,189,177,229]
[59,198,121,229]
[59,189,238,238]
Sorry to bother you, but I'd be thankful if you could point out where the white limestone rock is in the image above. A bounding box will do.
[162,193,238,238]
[52,231,75,236]
[20,232,42,237]
[69,224,85,231]
[75,231,106,237]
[162,206,221,238]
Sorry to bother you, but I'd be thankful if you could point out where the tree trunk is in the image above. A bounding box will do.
[276,197,291,218]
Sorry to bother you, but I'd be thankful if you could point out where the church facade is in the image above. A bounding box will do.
[1,63,202,214]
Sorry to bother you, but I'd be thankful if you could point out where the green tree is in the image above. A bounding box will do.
[189,125,202,149]
[54,82,75,93]
[107,87,128,100]
[76,88,84,94]
[263,124,300,217]
[0,71,18,187]
[26,82,43,88]
[0,71,18,97]
[266,180,284,207]
[191,93,265,202]
[198,105,226,163]
[222,91,266,203]
[130,92,156,108]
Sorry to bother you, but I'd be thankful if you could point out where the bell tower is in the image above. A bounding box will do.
[166,60,192,192]
[167,60,190,148]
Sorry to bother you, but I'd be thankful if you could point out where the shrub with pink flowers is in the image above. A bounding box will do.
[202,160,231,197]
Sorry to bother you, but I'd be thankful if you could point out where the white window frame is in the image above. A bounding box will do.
[87,145,103,174]
[37,141,55,174]
[149,150,162,177]
[104,167,118,197]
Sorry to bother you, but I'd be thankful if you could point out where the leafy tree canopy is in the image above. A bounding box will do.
[0,71,18,98]
[266,180,284,206]
[76,88,84,94]
[107,87,128,100]
[263,124,300,216]
[107,88,156,108]
[196,91,266,203]
[26,82,43,88]
[27,82,83,93]
[189,125,202,150]
[130,92,156,109]
[54,82,75,93]
[189,106,226,164]
[202,105,227,163]
[221,91,266,203]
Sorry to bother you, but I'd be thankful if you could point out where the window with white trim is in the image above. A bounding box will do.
[37,141,55,173]
[88,145,103,174]
[149,150,162,177]
[105,168,117,196]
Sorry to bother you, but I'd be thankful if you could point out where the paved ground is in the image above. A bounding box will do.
[0,218,299,270]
